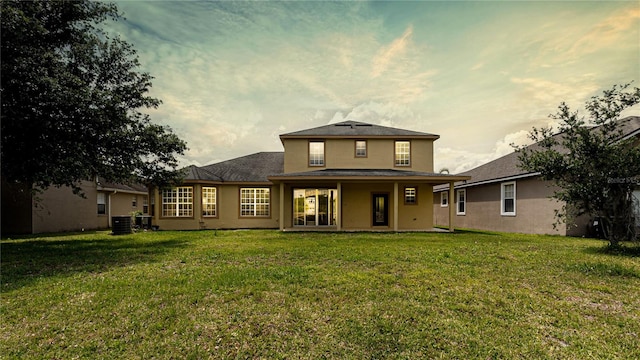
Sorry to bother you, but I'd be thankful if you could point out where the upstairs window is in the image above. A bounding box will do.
[143,197,149,214]
[162,186,193,217]
[404,187,417,205]
[395,141,410,166]
[309,141,325,166]
[501,182,516,216]
[355,140,367,157]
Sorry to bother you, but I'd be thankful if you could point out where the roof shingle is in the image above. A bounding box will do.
[280,120,439,139]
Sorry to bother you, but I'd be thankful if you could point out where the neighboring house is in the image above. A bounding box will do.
[149,120,469,231]
[433,116,640,236]
[1,178,149,235]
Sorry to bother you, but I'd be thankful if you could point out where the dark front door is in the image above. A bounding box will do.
[372,193,389,226]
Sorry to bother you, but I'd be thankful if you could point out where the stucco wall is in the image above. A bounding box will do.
[434,178,574,235]
[31,181,104,233]
[283,138,434,173]
[340,182,433,230]
[152,184,280,230]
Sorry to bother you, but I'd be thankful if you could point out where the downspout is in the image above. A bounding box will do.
[107,190,118,228]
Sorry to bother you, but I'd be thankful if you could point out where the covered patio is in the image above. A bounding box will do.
[268,169,470,232]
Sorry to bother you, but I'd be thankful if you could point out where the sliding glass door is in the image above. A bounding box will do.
[293,188,337,226]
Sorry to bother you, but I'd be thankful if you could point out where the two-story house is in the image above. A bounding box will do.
[149,121,469,231]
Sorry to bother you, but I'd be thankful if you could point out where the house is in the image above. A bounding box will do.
[1,178,149,235]
[433,116,640,236]
[149,120,469,231]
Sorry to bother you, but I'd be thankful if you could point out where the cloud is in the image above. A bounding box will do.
[104,1,638,171]
[569,6,640,58]
[371,25,414,78]
[436,129,534,174]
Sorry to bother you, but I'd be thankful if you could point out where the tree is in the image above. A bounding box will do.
[516,83,640,247]
[1,0,187,195]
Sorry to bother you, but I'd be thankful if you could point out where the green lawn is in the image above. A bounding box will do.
[2,230,639,359]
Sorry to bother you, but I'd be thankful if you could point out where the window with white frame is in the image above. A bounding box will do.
[97,193,106,215]
[395,141,410,166]
[457,189,466,215]
[162,186,193,217]
[501,182,516,216]
[202,187,217,217]
[355,140,367,157]
[132,195,137,208]
[404,187,417,205]
[241,188,270,217]
[143,197,148,214]
[309,141,325,166]
[441,191,449,207]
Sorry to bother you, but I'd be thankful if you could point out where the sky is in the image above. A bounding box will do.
[107,0,640,174]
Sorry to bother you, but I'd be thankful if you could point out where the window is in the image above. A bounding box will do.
[457,189,466,215]
[501,182,516,216]
[143,197,149,214]
[309,141,325,166]
[202,187,217,217]
[293,188,338,226]
[132,196,137,208]
[97,193,106,215]
[355,140,367,157]
[162,186,193,217]
[441,191,449,207]
[404,187,417,205]
[241,188,270,217]
[150,195,155,216]
[395,141,410,166]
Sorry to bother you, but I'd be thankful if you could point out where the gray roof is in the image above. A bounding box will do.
[271,168,458,178]
[435,116,640,191]
[186,152,284,183]
[97,178,148,193]
[280,120,439,139]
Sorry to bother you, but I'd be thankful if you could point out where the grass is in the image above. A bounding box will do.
[1,230,639,359]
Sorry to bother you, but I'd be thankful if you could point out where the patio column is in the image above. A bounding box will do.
[393,182,399,232]
[449,182,455,232]
[337,182,342,231]
[279,182,285,231]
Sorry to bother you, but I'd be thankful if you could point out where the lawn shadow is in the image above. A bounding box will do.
[583,243,640,258]
[1,234,189,291]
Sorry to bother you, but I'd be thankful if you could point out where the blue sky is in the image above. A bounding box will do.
[108,0,640,173]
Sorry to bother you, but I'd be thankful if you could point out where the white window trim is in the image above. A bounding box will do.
[440,191,449,207]
[355,140,367,158]
[394,140,411,167]
[240,188,271,217]
[501,181,516,216]
[456,189,466,215]
[309,141,325,167]
[162,186,194,217]
[202,186,218,217]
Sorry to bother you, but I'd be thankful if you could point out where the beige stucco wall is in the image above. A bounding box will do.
[157,181,435,231]
[2,179,148,234]
[433,178,578,235]
[152,184,280,230]
[283,138,435,173]
[31,181,103,233]
[340,182,434,230]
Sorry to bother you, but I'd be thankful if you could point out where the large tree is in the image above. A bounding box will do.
[1,0,187,194]
[517,83,640,246]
